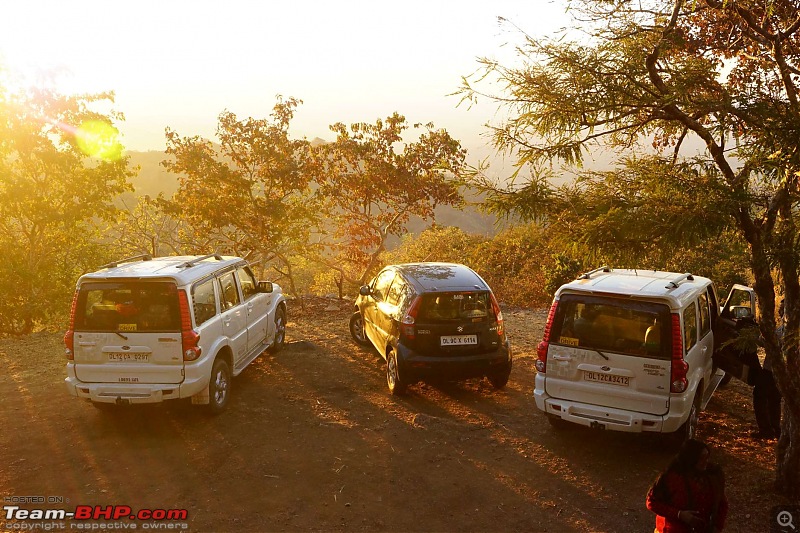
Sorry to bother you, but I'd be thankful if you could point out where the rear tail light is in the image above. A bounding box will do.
[401,295,422,340]
[178,289,202,361]
[670,313,688,393]
[536,301,559,373]
[490,292,504,337]
[63,290,79,360]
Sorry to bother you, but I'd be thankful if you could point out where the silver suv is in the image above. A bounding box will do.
[64,254,286,413]
[534,267,748,441]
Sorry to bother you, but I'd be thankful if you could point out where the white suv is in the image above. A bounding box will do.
[534,267,744,441]
[64,254,287,414]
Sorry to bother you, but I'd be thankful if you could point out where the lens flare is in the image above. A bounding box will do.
[76,120,122,160]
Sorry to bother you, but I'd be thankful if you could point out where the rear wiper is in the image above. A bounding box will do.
[115,331,129,340]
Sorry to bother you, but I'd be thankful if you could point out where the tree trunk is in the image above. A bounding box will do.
[737,212,800,500]
[776,408,800,500]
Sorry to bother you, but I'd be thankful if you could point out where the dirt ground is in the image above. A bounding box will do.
[0,298,785,532]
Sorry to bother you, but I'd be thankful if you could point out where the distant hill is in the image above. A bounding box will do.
[124,149,500,236]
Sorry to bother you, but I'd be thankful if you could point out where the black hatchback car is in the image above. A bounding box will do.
[349,262,512,395]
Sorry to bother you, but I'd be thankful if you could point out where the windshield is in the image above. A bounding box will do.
[75,281,180,332]
[551,294,672,359]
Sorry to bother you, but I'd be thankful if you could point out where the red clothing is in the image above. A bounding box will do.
[646,469,728,532]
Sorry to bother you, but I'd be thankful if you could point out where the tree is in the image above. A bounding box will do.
[0,76,133,334]
[113,195,183,257]
[308,113,466,284]
[459,0,800,498]
[162,97,316,295]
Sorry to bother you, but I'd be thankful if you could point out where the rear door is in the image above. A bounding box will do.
[72,281,184,384]
[217,271,249,363]
[544,294,672,415]
[411,291,501,356]
[236,265,269,352]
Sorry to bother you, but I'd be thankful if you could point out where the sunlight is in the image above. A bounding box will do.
[75,120,123,161]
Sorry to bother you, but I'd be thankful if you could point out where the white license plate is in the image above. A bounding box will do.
[440,335,478,346]
[583,371,629,386]
[107,352,150,362]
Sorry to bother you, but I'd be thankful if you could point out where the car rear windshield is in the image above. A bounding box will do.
[417,292,491,322]
[74,281,180,332]
[551,294,672,359]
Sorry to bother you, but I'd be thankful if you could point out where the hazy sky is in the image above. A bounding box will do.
[0,1,569,165]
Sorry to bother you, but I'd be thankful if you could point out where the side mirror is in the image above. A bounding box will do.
[359,285,371,296]
[258,281,274,294]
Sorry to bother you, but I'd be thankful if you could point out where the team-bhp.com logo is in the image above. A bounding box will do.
[4,504,188,521]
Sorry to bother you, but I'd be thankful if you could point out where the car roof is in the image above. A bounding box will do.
[555,268,713,309]
[391,262,490,292]
[77,255,245,286]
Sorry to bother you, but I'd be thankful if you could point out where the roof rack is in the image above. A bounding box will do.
[666,273,694,289]
[99,254,152,270]
[578,266,611,280]
[181,253,223,268]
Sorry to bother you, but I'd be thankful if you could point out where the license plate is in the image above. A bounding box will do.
[440,335,478,346]
[108,352,150,362]
[583,371,629,386]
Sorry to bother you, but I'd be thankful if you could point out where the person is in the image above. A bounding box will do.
[752,301,784,439]
[646,439,728,533]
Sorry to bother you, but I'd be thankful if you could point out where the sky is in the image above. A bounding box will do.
[0,0,570,167]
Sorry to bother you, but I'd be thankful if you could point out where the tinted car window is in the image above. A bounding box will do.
[192,278,218,326]
[371,270,395,302]
[552,294,672,358]
[75,281,180,332]
[218,272,241,310]
[386,277,407,306]
[237,266,258,301]
[684,301,698,352]
[417,292,490,321]
[698,293,710,339]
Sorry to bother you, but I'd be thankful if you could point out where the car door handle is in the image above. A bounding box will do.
[223,318,231,326]
[702,346,708,356]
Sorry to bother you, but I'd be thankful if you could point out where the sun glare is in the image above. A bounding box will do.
[75,120,123,161]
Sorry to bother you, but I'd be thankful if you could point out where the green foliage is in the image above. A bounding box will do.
[0,82,133,334]
[162,96,316,296]
[460,0,800,497]
[381,225,483,267]
[544,254,584,297]
[308,114,466,284]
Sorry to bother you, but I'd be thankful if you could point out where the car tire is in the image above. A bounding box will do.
[269,306,286,353]
[349,311,371,347]
[386,350,408,396]
[207,358,231,415]
[488,362,512,389]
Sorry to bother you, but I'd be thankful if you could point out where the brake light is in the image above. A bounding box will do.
[178,289,201,361]
[489,292,504,337]
[670,313,688,393]
[401,296,422,340]
[63,290,79,360]
[536,301,559,373]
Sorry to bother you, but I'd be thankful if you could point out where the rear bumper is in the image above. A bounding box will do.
[65,363,208,404]
[534,374,689,433]
[396,340,512,381]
